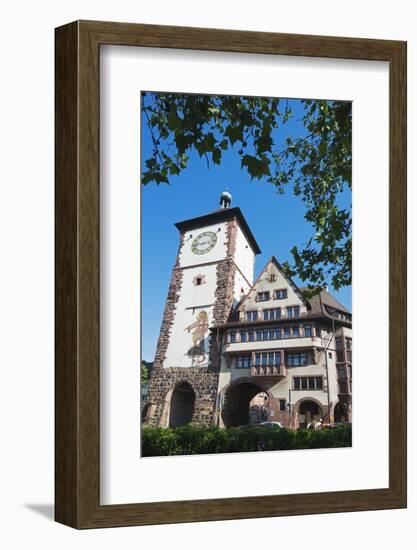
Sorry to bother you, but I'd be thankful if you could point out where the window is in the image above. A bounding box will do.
[287,352,308,366]
[286,305,300,318]
[246,310,258,321]
[274,288,288,300]
[293,376,323,390]
[268,329,275,340]
[240,331,247,343]
[335,336,343,349]
[262,329,269,341]
[279,399,286,411]
[274,328,282,339]
[248,331,255,342]
[292,326,299,337]
[236,356,251,369]
[345,337,352,350]
[193,274,205,286]
[284,326,290,338]
[346,350,352,362]
[304,325,312,337]
[328,352,333,359]
[230,331,237,343]
[263,307,281,320]
[269,274,276,282]
[254,351,281,367]
[256,329,263,341]
[257,291,270,302]
[336,350,344,362]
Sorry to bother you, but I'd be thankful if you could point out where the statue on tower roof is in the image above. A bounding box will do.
[219,190,232,209]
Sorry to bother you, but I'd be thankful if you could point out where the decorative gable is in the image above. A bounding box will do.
[236,257,307,321]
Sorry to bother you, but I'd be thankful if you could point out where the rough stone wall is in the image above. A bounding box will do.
[208,257,237,374]
[145,367,220,426]
[226,219,238,256]
[153,267,183,369]
[212,258,237,326]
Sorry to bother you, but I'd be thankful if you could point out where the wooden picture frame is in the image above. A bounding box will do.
[55,20,407,528]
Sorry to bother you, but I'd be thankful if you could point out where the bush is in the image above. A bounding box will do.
[141,424,351,457]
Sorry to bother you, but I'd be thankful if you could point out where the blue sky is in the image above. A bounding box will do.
[141,96,352,361]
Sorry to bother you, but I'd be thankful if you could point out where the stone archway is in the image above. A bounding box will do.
[249,392,269,424]
[296,399,323,428]
[168,382,196,428]
[334,401,347,423]
[221,379,271,428]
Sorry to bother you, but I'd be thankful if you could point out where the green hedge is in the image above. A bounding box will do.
[141,424,351,456]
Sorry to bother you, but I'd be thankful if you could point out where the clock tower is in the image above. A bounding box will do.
[145,192,261,427]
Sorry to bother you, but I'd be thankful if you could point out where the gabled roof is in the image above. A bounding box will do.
[301,287,350,315]
[235,255,306,311]
[228,256,351,326]
[175,206,261,254]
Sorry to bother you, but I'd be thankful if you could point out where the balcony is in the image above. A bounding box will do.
[250,365,285,381]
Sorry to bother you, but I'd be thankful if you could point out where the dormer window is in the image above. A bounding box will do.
[274,288,288,300]
[257,291,270,302]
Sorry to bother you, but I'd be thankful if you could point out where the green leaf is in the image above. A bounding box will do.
[256,134,273,154]
[167,109,181,131]
[241,155,271,179]
[169,163,180,176]
[212,149,222,165]
[225,124,243,144]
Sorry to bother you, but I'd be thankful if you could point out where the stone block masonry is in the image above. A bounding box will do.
[145,367,220,426]
[153,267,183,369]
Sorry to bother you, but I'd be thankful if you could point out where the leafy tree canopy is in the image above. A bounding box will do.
[141,92,351,293]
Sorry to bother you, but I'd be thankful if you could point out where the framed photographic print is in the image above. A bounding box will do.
[55,20,406,528]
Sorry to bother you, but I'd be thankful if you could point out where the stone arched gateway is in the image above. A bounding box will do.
[333,401,348,423]
[157,380,197,428]
[294,397,323,429]
[144,367,219,427]
[220,378,275,428]
[168,381,196,428]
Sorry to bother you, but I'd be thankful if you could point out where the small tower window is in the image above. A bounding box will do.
[193,274,206,286]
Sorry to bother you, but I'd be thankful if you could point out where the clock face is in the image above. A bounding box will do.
[191,231,217,255]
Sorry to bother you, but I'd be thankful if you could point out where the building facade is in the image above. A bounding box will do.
[144,193,352,429]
